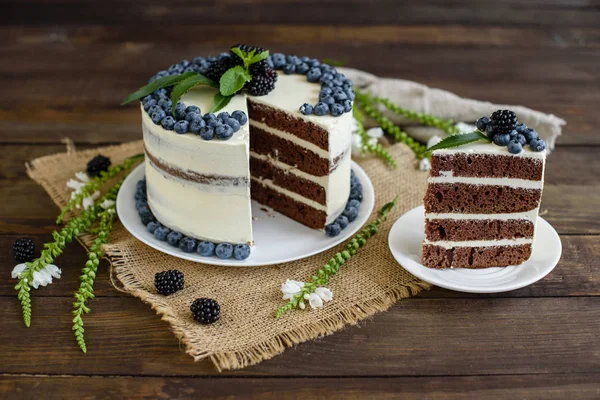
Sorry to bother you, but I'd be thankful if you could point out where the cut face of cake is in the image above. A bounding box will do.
[422,141,546,269]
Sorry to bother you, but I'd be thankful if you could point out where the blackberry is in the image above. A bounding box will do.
[204,55,237,83]
[246,63,278,96]
[230,44,266,67]
[154,269,185,296]
[490,110,518,134]
[191,298,220,324]
[86,155,111,177]
[13,238,35,263]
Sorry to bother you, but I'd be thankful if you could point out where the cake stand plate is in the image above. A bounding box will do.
[117,162,375,267]
[388,206,562,293]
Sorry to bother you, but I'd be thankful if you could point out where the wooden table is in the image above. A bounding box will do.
[1,1,599,398]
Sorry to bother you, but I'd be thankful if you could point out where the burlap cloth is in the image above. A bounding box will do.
[25,76,564,371]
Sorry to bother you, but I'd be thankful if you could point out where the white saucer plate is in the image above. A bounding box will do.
[388,206,562,293]
[117,162,375,267]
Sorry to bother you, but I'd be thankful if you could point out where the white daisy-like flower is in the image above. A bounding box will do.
[427,135,442,149]
[75,171,90,183]
[29,264,61,288]
[11,263,27,279]
[315,287,333,302]
[101,199,116,210]
[281,279,305,300]
[66,178,85,193]
[82,196,95,210]
[366,127,384,139]
[45,264,62,279]
[308,293,324,309]
[419,158,431,172]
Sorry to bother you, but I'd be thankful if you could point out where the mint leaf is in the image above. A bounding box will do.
[423,131,491,154]
[211,93,233,113]
[219,66,251,96]
[230,47,247,61]
[121,72,196,105]
[170,74,216,115]
[248,50,269,66]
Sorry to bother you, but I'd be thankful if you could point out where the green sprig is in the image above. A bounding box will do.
[276,195,400,318]
[353,107,397,168]
[73,199,117,353]
[57,153,143,224]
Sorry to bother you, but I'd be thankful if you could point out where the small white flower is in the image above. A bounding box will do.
[308,293,324,309]
[351,133,365,156]
[30,264,61,288]
[366,127,384,139]
[11,263,27,279]
[315,287,333,302]
[101,199,115,210]
[75,171,89,183]
[45,264,62,279]
[66,178,85,193]
[427,135,442,149]
[299,301,306,310]
[281,279,304,300]
[82,196,95,210]
[419,158,431,172]
[304,293,310,300]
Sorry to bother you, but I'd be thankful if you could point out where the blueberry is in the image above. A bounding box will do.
[168,64,183,74]
[185,112,201,122]
[141,214,156,226]
[485,123,496,139]
[283,64,296,74]
[319,73,334,83]
[523,128,539,142]
[334,73,346,81]
[215,243,234,259]
[351,182,363,192]
[199,126,215,140]
[137,204,151,218]
[325,223,342,237]
[217,111,230,121]
[148,105,162,116]
[333,92,348,102]
[529,138,547,152]
[272,53,286,68]
[343,206,359,222]
[179,237,198,253]
[154,226,171,241]
[314,102,330,116]
[321,95,335,106]
[154,88,168,98]
[300,103,313,115]
[515,122,528,134]
[307,68,322,83]
[508,129,518,138]
[335,215,349,229]
[225,118,241,132]
[174,103,187,120]
[197,241,216,257]
[307,58,320,68]
[174,120,189,134]
[135,190,147,202]
[215,124,234,140]
[189,117,206,134]
[476,116,490,131]
[349,188,363,201]
[233,244,251,260]
[167,231,183,247]
[142,95,153,103]
[320,87,333,97]
[207,119,221,128]
[158,98,172,110]
[339,99,352,113]
[321,80,334,88]
[179,59,190,68]
[151,109,166,124]
[192,56,206,64]
[516,134,527,145]
[345,90,356,101]
[161,116,176,130]
[330,103,344,117]
[147,221,161,234]
[136,200,147,211]
[493,133,511,146]
[231,110,248,125]
[286,55,301,65]
[331,79,343,87]
[185,105,200,115]
[350,175,360,186]
[296,63,309,74]
[507,139,523,154]
[143,98,157,111]
[204,112,216,121]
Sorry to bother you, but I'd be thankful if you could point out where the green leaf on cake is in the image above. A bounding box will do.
[211,92,233,113]
[230,47,247,61]
[120,72,197,105]
[219,66,252,96]
[423,131,491,154]
[248,50,270,66]
[170,73,217,115]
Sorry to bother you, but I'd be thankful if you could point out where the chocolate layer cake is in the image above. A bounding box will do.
[422,142,546,269]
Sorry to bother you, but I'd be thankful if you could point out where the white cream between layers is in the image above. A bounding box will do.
[146,159,253,245]
[425,209,540,222]
[423,237,534,249]
[427,174,544,189]
[434,141,547,160]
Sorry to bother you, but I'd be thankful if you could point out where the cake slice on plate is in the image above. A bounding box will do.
[422,110,547,269]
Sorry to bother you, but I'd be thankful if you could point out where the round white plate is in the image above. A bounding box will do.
[117,162,375,267]
[388,206,562,293]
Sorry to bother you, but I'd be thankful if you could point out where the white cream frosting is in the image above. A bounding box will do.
[434,141,547,160]
[428,174,544,189]
[426,209,539,222]
[424,237,534,249]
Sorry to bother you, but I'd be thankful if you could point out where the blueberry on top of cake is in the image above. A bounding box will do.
[422,111,547,269]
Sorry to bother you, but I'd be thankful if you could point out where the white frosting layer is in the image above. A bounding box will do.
[426,209,539,222]
[250,120,330,159]
[146,159,253,244]
[424,237,534,249]
[428,175,543,189]
[434,141,547,160]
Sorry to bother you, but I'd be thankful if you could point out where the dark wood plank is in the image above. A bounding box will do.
[1,374,600,400]
[0,297,598,376]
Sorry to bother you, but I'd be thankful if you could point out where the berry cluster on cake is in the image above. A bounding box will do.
[422,110,547,269]
[124,44,362,260]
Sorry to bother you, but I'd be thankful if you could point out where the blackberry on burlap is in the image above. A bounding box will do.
[190,298,220,324]
[154,269,185,296]
[490,110,518,134]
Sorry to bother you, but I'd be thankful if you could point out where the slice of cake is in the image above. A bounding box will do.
[422,111,547,269]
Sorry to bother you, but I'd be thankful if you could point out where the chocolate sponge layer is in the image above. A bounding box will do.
[431,153,544,181]
[422,244,532,269]
[424,183,541,214]
[425,218,534,241]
